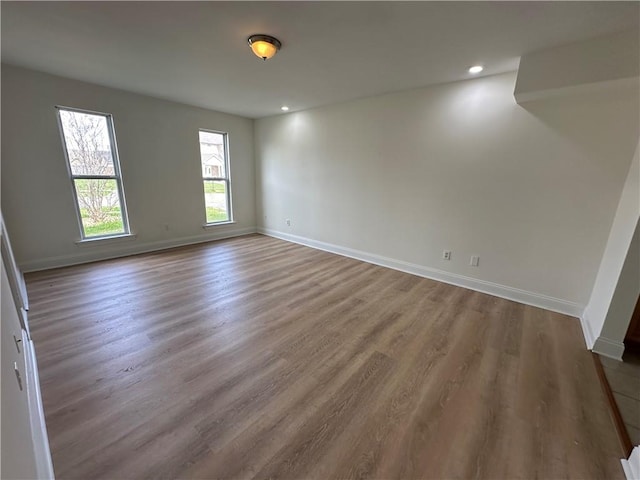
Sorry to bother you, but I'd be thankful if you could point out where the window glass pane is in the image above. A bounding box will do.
[60,110,116,176]
[204,180,229,223]
[199,131,226,178]
[74,179,125,237]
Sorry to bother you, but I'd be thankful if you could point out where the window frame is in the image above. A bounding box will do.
[199,129,233,225]
[55,105,131,240]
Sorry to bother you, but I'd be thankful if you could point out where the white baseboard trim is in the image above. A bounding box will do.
[258,228,584,318]
[592,336,625,361]
[622,446,640,480]
[21,226,257,272]
[579,310,597,350]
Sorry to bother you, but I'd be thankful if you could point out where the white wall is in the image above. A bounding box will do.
[599,221,639,340]
[255,72,639,314]
[586,139,640,357]
[1,65,256,270]
[515,29,640,102]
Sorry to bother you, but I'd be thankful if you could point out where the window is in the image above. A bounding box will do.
[199,130,232,224]
[56,107,130,239]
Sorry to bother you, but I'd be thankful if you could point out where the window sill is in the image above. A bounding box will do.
[75,233,137,247]
[202,221,236,229]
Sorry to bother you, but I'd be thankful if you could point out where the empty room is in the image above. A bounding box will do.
[2,2,640,479]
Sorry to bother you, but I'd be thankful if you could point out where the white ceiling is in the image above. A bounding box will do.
[2,2,638,118]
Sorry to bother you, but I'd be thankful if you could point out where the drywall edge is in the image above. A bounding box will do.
[584,139,640,349]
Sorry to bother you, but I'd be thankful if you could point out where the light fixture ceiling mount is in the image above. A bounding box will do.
[248,34,282,61]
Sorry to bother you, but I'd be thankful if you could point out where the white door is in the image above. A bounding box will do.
[1,265,40,479]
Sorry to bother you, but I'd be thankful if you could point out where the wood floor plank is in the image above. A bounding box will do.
[24,234,625,479]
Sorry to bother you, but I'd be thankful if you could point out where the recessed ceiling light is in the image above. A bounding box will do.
[281,106,289,111]
[469,65,484,74]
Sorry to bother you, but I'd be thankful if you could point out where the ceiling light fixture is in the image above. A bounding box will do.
[281,106,289,111]
[248,34,281,61]
[468,65,484,74]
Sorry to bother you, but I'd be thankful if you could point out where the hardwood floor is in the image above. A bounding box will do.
[25,234,624,479]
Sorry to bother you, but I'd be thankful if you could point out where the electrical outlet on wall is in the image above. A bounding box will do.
[286,219,291,227]
[470,255,480,267]
[443,250,451,261]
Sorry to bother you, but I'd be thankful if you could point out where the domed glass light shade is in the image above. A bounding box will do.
[248,34,282,60]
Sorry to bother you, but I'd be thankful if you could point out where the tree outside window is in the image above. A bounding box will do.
[57,107,130,238]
